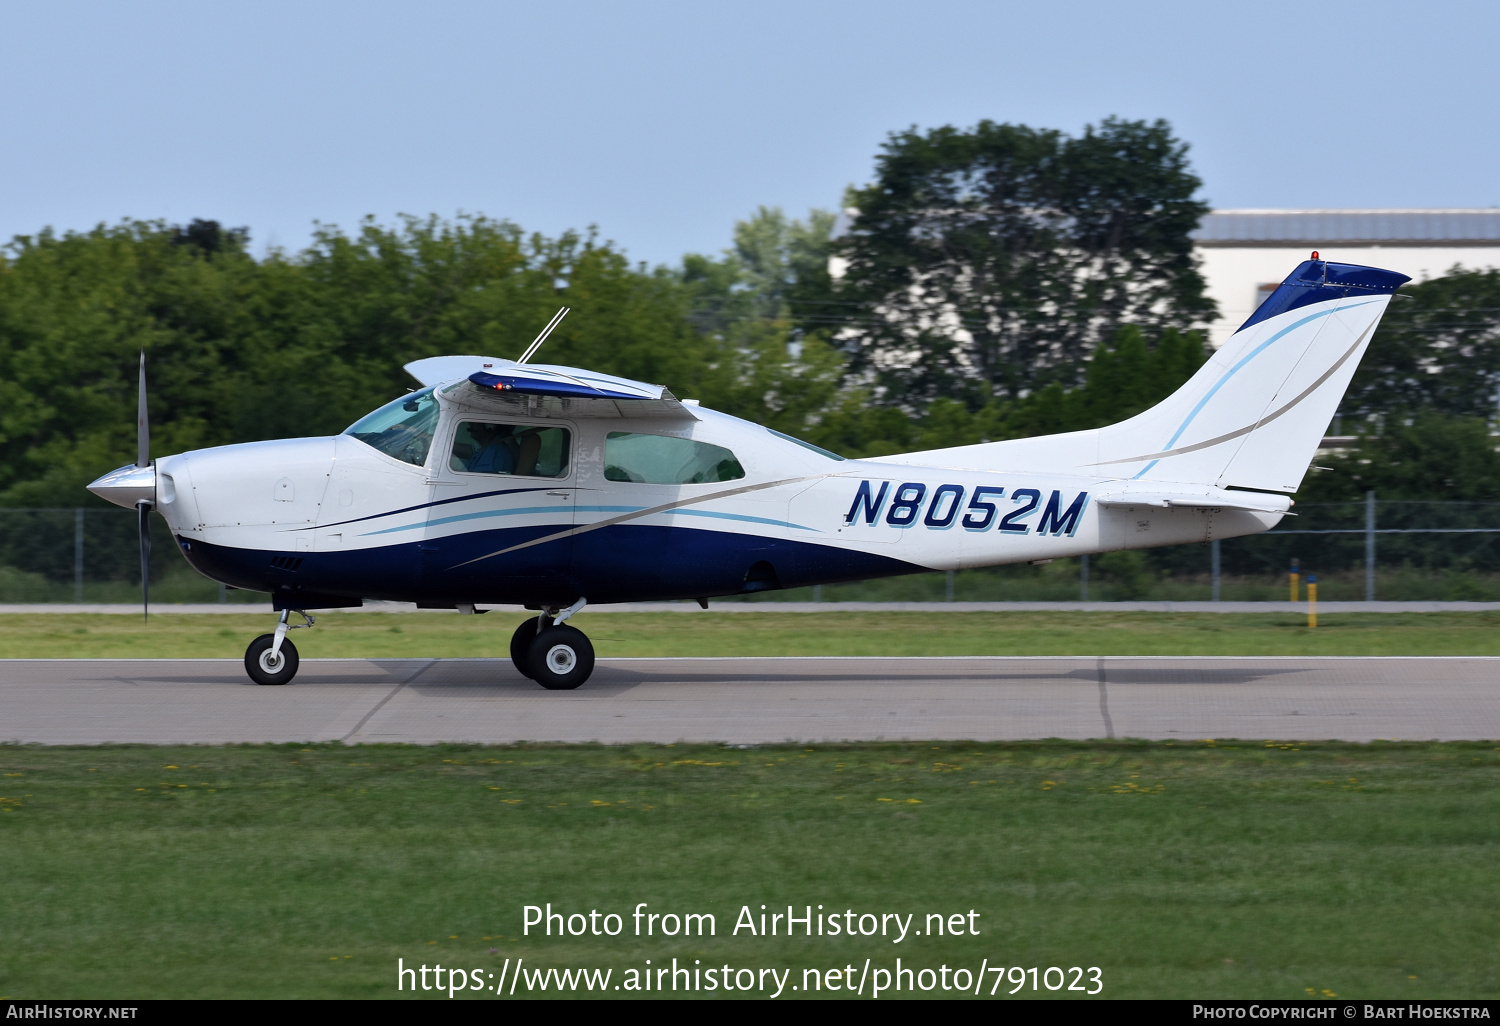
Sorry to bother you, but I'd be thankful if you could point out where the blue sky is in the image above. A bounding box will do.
[1,0,1494,267]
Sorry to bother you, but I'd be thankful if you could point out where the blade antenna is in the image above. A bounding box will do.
[137,350,152,621]
[517,307,570,365]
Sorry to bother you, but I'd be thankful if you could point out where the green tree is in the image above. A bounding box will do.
[287,214,708,414]
[1343,267,1500,421]
[0,220,264,504]
[1300,415,1500,502]
[0,215,712,506]
[797,323,1208,458]
[680,207,848,438]
[834,117,1214,409]
[680,205,836,334]
[0,203,1213,508]
[979,324,1208,446]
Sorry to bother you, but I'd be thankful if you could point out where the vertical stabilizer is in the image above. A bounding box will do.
[874,258,1411,494]
[1097,259,1410,493]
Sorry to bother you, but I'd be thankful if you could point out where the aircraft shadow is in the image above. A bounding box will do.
[397,663,1311,692]
[95,662,1310,691]
[1093,668,1307,685]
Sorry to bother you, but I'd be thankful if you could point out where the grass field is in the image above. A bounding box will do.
[2,610,1500,659]
[1,741,1496,999]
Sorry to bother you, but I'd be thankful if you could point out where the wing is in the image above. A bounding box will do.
[409,355,699,420]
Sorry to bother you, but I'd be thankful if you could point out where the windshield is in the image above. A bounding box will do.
[344,387,440,466]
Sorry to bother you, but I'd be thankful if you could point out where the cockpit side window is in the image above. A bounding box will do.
[450,422,571,478]
[344,387,440,467]
[604,432,745,484]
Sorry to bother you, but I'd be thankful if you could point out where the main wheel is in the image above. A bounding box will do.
[526,625,594,690]
[245,634,299,686]
[510,617,542,678]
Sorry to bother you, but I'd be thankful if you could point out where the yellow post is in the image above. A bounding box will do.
[1289,559,1300,603]
[1307,574,1317,629]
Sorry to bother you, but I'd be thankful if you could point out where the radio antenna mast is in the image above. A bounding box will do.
[517,307,570,364]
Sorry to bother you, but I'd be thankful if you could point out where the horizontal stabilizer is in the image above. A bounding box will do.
[1094,488,1292,514]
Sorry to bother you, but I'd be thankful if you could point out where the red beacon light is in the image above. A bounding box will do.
[1311,250,1320,260]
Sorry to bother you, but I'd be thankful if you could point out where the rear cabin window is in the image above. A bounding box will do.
[344,387,440,467]
[604,432,745,484]
[450,422,570,478]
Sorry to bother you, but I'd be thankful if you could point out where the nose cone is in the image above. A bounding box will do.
[87,464,157,509]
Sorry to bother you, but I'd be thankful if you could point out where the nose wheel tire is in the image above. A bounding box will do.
[509,617,541,679]
[526,625,594,690]
[245,634,299,686]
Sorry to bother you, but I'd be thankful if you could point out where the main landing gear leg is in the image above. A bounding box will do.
[245,609,314,686]
[523,598,593,690]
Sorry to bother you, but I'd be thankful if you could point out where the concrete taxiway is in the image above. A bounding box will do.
[1,656,1495,745]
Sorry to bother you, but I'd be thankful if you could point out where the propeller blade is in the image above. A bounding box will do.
[137,350,150,468]
[138,500,151,622]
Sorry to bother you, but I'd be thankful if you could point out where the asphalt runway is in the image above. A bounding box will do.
[1,656,1496,745]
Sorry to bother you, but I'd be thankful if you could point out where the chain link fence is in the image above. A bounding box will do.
[750,496,1500,602]
[3,499,1500,603]
[0,509,264,603]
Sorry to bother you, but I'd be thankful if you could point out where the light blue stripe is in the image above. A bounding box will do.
[361,503,817,537]
[362,505,640,536]
[1129,300,1375,482]
[360,505,581,536]
[1164,306,1346,449]
[673,508,819,532]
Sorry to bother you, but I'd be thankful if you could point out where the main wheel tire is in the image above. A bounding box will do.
[510,617,543,678]
[245,634,299,686]
[526,625,594,690]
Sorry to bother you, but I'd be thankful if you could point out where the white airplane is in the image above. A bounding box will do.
[88,256,1408,689]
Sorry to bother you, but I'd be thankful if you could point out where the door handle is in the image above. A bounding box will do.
[547,490,571,497]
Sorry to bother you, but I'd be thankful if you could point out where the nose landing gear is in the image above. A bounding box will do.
[245,609,314,685]
[512,598,594,690]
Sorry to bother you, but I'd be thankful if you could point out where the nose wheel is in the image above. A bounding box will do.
[245,634,299,685]
[244,609,314,685]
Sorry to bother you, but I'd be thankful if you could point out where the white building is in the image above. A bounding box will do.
[1193,209,1500,347]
